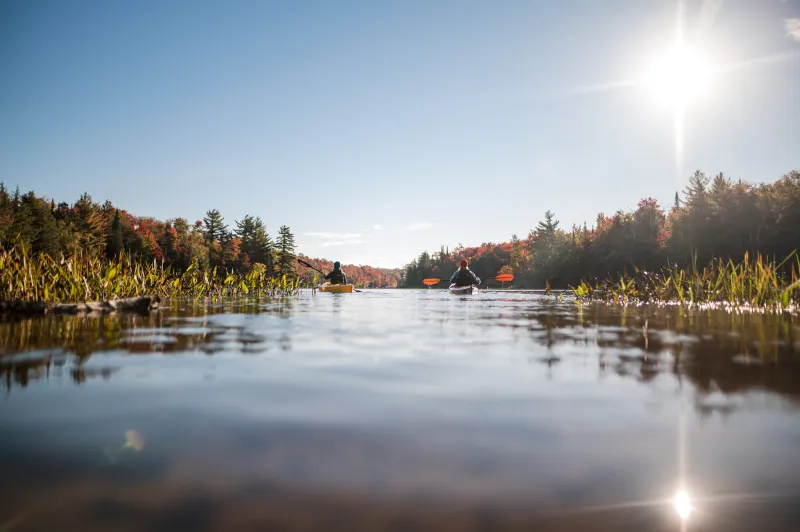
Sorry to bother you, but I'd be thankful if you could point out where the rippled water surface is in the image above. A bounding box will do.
[1,289,800,531]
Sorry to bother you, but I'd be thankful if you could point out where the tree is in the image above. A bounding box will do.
[8,190,36,247]
[173,217,190,236]
[235,215,256,242]
[106,210,123,258]
[72,192,105,254]
[0,183,11,245]
[203,209,227,244]
[536,210,560,236]
[251,217,274,274]
[27,194,60,255]
[276,225,296,277]
[159,222,179,265]
[530,210,564,283]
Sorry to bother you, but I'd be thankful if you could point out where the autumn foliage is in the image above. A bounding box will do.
[403,170,800,288]
[0,184,402,289]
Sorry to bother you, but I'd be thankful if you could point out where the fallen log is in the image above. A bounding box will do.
[0,296,160,319]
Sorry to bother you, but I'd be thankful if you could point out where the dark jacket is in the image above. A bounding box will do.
[450,267,480,287]
[324,267,347,285]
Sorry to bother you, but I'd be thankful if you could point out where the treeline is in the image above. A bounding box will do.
[0,184,400,288]
[403,170,800,288]
[0,184,298,277]
[296,256,402,289]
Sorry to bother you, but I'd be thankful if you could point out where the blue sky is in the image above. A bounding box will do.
[2,0,799,268]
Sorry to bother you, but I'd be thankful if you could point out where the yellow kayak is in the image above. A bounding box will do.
[318,283,355,293]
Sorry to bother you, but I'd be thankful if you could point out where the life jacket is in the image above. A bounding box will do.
[328,268,346,285]
[453,268,475,287]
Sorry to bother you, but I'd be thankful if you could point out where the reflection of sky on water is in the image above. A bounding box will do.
[1,291,799,530]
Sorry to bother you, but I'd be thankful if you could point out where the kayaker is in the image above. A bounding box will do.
[324,261,348,285]
[450,259,480,287]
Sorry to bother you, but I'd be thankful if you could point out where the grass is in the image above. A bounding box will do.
[0,243,303,302]
[570,252,800,312]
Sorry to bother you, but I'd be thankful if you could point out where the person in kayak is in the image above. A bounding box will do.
[450,259,481,287]
[324,261,348,285]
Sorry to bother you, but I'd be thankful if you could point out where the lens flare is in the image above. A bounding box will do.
[674,490,692,520]
[123,429,145,452]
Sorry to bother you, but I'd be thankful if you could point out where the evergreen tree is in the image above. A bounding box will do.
[9,191,36,246]
[0,183,12,245]
[203,209,227,243]
[28,194,60,255]
[73,193,105,254]
[530,210,564,285]
[251,217,274,274]
[106,209,123,258]
[536,210,560,235]
[276,225,296,277]
[235,215,256,242]
[235,215,256,260]
[673,191,680,210]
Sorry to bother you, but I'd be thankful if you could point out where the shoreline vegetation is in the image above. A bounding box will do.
[402,169,800,310]
[0,183,402,291]
[570,253,800,313]
[0,243,304,304]
[2,169,800,312]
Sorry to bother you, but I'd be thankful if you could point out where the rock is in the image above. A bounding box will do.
[0,296,160,320]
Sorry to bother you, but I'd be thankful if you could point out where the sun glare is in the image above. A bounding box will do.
[674,490,692,520]
[645,44,714,112]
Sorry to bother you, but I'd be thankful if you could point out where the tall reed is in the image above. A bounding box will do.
[0,243,303,302]
[571,252,800,312]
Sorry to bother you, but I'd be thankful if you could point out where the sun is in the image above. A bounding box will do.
[645,43,714,113]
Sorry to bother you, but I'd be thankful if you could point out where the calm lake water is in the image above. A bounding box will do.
[1,289,799,531]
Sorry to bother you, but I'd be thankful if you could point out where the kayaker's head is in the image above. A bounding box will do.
[460,259,468,269]
[334,261,341,269]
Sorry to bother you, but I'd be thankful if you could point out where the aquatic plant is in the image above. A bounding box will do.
[571,252,800,312]
[0,243,303,303]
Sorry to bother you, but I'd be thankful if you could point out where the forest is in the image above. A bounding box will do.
[403,170,800,288]
[0,184,399,289]
[3,168,798,294]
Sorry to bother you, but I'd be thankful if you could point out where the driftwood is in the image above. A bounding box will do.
[0,295,160,319]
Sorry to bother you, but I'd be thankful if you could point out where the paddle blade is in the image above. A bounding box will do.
[495,273,514,282]
[423,278,442,286]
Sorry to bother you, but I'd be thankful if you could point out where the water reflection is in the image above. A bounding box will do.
[1,291,799,531]
[5,295,794,408]
[674,490,692,520]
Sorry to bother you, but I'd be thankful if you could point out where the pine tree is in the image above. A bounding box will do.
[73,193,105,254]
[9,191,36,246]
[536,210,559,236]
[684,170,710,209]
[276,225,296,277]
[235,215,256,242]
[235,215,256,260]
[251,217,274,274]
[106,209,123,258]
[29,195,60,255]
[0,183,12,245]
[673,191,680,210]
[203,209,227,243]
[531,210,563,284]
